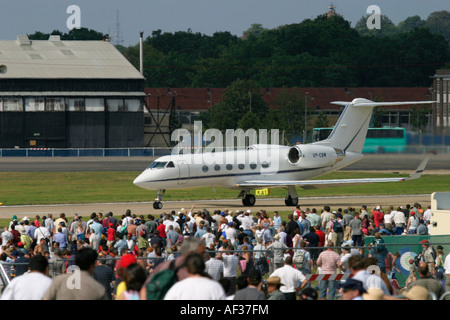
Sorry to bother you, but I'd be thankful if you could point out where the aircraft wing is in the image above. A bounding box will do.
[235,157,429,189]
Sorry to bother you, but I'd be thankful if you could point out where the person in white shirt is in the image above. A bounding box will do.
[225,223,238,246]
[165,253,226,300]
[205,252,224,281]
[201,227,216,249]
[269,256,308,300]
[1,254,52,300]
[423,206,432,222]
[392,206,406,235]
[383,211,393,231]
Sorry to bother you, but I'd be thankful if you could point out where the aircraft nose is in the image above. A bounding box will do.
[133,173,146,187]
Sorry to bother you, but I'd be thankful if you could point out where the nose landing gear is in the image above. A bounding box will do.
[153,189,165,209]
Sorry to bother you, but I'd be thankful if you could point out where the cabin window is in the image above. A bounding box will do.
[250,163,257,170]
[226,164,233,170]
[202,166,209,172]
[262,162,270,168]
[214,165,220,171]
[238,164,245,170]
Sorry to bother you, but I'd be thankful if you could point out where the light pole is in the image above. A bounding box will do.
[303,92,309,143]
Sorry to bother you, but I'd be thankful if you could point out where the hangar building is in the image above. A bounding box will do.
[0,35,145,148]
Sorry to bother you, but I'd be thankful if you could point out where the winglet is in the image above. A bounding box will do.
[407,156,430,181]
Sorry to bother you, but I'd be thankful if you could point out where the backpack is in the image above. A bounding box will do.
[332,220,343,233]
[146,260,179,300]
[294,250,307,269]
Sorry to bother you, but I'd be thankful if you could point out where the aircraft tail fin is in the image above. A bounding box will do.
[314,98,434,153]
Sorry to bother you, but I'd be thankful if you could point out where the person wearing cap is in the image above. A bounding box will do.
[371,206,384,228]
[340,278,366,300]
[406,211,419,234]
[8,215,19,232]
[266,276,286,300]
[418,239,436,276]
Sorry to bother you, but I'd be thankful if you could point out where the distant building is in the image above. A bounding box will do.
[430,69,450,131]
[0,35,145,148]
[144,87,432,147]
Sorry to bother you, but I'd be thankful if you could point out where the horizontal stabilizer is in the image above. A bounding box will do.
[331,100,436,108]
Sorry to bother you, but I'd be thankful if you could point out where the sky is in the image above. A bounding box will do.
[0,0,448,46]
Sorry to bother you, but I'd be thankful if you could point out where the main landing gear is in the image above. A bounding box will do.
[238,190,256,206]
[284,186,299,206]
[153,189,165,209]
[238,186,299,207]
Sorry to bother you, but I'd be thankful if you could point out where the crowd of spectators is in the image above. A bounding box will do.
[0,202,448,300]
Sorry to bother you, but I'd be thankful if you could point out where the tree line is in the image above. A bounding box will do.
[27,11,450,90]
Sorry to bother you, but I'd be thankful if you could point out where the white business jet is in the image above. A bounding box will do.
[134,98,431,209]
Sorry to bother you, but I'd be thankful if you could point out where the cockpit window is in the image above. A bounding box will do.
[148,161,167,169]
[166,161,175,168]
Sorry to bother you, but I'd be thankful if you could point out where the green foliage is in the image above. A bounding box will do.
[27,28,105,41]
[314,112,329,129]
[426,11,450,42]
[410,105,431,131]
[207,79,268,131]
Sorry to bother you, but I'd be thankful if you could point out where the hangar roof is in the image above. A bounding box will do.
[0,35,144,80]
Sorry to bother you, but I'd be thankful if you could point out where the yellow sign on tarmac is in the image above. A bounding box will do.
[255,188,270,196]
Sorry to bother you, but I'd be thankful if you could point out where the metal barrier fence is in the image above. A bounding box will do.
[0,148,171,157]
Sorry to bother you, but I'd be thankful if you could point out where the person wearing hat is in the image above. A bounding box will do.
[340,278,366,300]
[362,287,386,300]
[417,239,436,276]
[8,215,18,232]
[266,276,286,300]
[402,285,430,300]
[406,211,419,234]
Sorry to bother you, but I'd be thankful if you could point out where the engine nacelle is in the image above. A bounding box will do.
[287,145,338,168]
